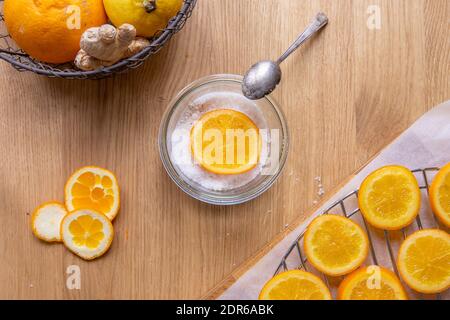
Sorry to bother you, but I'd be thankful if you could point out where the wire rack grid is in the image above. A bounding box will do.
[275,167,449,300]
[0,0,197,79]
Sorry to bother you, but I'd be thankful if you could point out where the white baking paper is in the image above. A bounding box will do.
[220,100,450,300]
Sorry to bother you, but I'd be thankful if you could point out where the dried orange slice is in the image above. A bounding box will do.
[304,215,369,276]
[190,109,260,175]
[397,229,450,294]
[259,270,331,300]
[429,163,450,227]
[358,165,420,230]
[61,209,114,260]
[65,166,120,220]
[31,202,67,242]
[338,266,408,300]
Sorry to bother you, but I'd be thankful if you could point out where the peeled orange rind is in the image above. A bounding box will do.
[31,201,67,242]
[61,209,114,261]
[304,214,369,277]
[338,266,408,300]
[358,165,421,230]
[259,270,331,300]
[397,229,450,294]
[65,166,120,221]
[429,163,450,228]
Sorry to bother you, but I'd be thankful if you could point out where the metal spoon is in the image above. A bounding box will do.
[242,12,328,100]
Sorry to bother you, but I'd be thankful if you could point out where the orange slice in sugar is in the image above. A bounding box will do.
[190,109,261,175]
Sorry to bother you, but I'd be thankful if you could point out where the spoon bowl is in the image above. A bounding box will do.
[242,60,281,100]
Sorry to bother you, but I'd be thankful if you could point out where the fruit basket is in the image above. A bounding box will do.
[275,167,449,300]
[0,0,197,79]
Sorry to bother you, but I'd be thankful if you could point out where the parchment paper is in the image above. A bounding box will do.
[220,100,450,300]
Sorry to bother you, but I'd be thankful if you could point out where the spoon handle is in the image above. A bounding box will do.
[277,12,328,64]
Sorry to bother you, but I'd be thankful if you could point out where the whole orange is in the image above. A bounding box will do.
[4,0,107,64]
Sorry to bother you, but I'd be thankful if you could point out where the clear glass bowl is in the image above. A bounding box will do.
[158,74,289,205]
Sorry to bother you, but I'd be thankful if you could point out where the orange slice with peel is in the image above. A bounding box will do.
[358,165,421,230]
[338,266,408,300]
[31,201,67,242]
[397,229,450,294]
[190,109,261,175]
[259,270,331,300]
[61,209,114,260]
[429,163,450,227]
[304,215,369,276]
[65,166,120,220]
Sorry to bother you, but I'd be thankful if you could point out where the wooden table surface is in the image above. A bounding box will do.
[0,0,448,299]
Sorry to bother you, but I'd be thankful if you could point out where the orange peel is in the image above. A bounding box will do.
[31,201,67,242]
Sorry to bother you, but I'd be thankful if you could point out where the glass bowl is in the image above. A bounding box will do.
[158,74,289,205]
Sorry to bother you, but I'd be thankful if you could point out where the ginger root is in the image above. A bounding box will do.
[74,24,150,71]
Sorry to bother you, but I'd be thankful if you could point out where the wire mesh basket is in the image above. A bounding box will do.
[0,0,197,79]
[275,167,449,300]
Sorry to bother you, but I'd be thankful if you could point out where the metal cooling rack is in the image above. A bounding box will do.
[274,167,449,300]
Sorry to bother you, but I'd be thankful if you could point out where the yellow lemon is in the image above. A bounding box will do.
[61,209,114,260]
[190,109,261,175]
[259,270,331,300]
[65,166,120,221]
[358,165,421,230]
[397,229,450,294]
[103,0,183,38]
[429,163,450,227]
[304,215,369,276]
[338,266,408,300]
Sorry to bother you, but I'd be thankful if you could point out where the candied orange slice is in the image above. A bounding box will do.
[429,163,450,227]
[31,201,67,242]
[304,215,369,276]
[338,266,407,300]
[397,229,450,294]
[358,165,420,230]
[190,109,261,175]
[65,166,120,220]
[61,209,114,260]
[259,270,331,300]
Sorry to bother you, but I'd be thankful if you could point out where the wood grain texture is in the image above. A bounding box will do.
[0,0,448,299]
